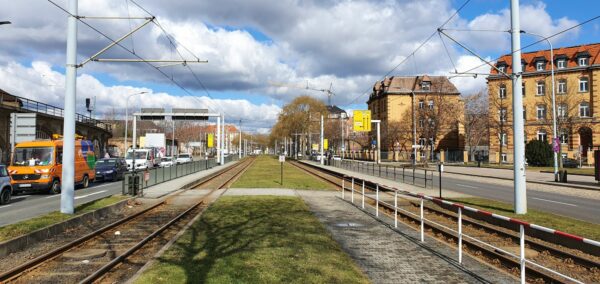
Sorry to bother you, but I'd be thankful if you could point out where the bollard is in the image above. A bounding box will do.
[420,198,424,242]
[394,167,396,180]
[376,184,379,217]
[403,167,405,182]
[458,207,463,264]
[394,191,398,228]
[520,224,526,284]
[342,178,345,199]
[351,178,355,203]
[361,180,365,209]
[413,167,415,185]
[424,169,427,188]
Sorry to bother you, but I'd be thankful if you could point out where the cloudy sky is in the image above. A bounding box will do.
[0,0,598,133]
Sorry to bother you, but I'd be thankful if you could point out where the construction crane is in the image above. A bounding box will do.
[270,81,335,106]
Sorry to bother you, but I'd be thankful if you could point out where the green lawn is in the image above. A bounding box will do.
[232,156,336,190]
[453,163,594,176]
[0,195,128,242]
[135,196,370,284]
[450,197,600,240]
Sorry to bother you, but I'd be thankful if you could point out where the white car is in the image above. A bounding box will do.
[0,165,13,205]
[159,157,175,167]
[176,153,193,164]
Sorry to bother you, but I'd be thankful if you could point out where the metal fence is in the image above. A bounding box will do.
[340,175,599,284]
[330,159,434,188]
[122,156,238,195]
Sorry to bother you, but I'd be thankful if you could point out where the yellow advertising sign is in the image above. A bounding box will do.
[324,139,329,150]
[353,110,371,132]
[207,133,214,148]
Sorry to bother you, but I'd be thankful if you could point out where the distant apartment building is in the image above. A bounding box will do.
[488,43,599,164]
[367,75,464,161]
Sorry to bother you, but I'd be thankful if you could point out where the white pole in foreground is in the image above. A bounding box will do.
[216,117,221,164]
[510,0,527,214]
[320,115,324,165]
[60,0,78,214]
[239,119,242,159]
[221,115,225,165]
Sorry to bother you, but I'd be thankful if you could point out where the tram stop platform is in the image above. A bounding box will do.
[224,188,516,283]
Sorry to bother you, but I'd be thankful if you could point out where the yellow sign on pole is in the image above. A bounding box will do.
[353,110,371,132]
[324,139,329,150]
[207,133,214,148]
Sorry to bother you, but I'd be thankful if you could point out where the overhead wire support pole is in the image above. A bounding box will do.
[511,0,527,214]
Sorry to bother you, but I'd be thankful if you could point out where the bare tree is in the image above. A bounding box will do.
[488,83,510,163]
[464,90,489,161]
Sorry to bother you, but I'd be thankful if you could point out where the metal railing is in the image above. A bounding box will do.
[122,156,240,195]
[0,93,112,131]
[332,159,434,188]
[340,175,600,284]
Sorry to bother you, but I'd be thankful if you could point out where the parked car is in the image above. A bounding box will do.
[95,158,128,182]
[562,158,579,168]
[176,153,193,164]
[159,157,175,167]
[0,165,13,204]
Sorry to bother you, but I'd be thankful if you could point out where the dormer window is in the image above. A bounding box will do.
[557,59,566,69]
[578,57,589,67]
[421,81,431,91]
[498,66,506,73]
[536,61,545,71]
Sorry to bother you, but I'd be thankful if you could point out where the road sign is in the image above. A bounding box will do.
[371,140,377,145]
[324,139,329,150]
[279,155,285,162]
[207,133,214,148]
[552,137,560,153]
[10,113,37,149]
[353,110,371,132]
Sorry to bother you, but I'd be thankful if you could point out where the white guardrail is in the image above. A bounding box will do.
[340,175,600,284]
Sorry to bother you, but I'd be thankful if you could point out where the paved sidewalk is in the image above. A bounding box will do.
[142,161,238,198]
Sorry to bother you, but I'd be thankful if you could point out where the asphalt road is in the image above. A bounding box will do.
[348,165,600,224]
[0,180,124,227]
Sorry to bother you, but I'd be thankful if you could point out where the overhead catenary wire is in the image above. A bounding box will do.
[347,0,472,105]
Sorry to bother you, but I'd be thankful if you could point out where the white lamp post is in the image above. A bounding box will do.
[124,91,147,155]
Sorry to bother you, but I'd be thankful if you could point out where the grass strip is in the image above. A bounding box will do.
[450,163,594,176]
[136,196,370,284]
[0,195,128,242]
[232,155,336,190]
[451,197,600,240]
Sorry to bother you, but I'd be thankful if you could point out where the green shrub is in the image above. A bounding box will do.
[525,140,553,166]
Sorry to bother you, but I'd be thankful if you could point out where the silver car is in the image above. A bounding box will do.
[176,154,193,164]
[0,165,13,205]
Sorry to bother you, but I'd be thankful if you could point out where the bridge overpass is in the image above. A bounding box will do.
[0,89,113,163]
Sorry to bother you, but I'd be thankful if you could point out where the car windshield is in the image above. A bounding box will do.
[96,159,116,166]
[125,151,148,159]
[12,147,54,166]
[161,158,171,162]
[178,154,190,158]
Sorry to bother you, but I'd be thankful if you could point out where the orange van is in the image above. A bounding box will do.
[8,139,96,194]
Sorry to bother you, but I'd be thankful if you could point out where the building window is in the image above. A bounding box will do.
[419,137,426,146]
[536,61,545,71]
[522,63,527,72]
[498,66,506,73]
[499,84,507,99]
[579,102,590,117]
[536,105,546,120]
[499,108,507,122]
[522,83,526,96]
[537,129,547,142]
[560,129,568,145]
[523,107,526,120]
[421,82,431,91]
[419,119,424,128]
[536,81,545,96]
[428,100,434,109]
[500,132,507,146]
[579,77,589,92]
[418,100,424,109]
[557,79,567,94]
[558,104,568,118]
[501,153,507,163]
[578,57,589,67]
[557,59,566,69]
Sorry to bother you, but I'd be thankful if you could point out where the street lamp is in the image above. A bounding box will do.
[522,31,559,180]
[124,91,148,154]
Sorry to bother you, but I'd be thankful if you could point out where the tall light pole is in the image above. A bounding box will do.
[523,31,559,181]
[124,91,147,154]
[511,0,527,214]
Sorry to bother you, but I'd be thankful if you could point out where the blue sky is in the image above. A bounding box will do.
[0,0,598,132]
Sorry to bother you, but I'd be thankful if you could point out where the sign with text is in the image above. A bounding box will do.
[324,139,329,150]
[207,134,214,148]
[353,110,371,132]
[279,155,285,162]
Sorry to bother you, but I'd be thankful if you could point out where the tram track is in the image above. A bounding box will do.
[291,160,600,283]
[0,157,255,283]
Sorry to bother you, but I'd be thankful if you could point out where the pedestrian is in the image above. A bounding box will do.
[104,152,110,159]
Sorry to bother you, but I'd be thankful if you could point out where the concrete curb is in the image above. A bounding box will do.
[0,197,131,257]
[444,171,599,191]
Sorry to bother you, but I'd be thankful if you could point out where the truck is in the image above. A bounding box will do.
[8,138,96,194]
[125,148,154,171]
[142,133,167,167]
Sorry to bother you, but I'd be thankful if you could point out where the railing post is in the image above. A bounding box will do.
[424,169,427,188]
[458,207,463,264]
[342,177,345,199]
[420,198,424,242]
[376,184,379,217]
[520,224,526,284]
[394,191,398,228]
[413,167,415,184]
[351,177,355,203]
[361,180,365,209]
[402,167,405,182]
[394,166,396,180]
